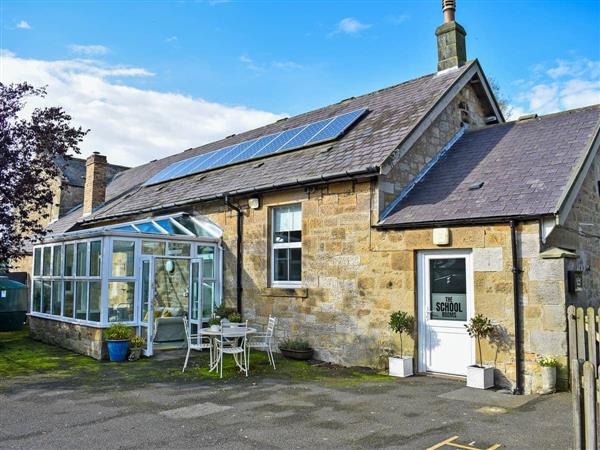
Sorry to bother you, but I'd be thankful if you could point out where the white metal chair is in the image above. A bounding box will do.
[247,316,277,370]
[182,317,212,372]
[215,320,249,378]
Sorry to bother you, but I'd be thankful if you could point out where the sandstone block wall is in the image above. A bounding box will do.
[29,315,105,360]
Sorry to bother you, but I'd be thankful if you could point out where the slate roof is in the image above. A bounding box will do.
[74,62,478,224]
[380,105,600,227]
[55,155,128,188]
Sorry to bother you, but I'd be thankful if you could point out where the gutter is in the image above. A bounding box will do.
[375,213,549,230]
[78,166,380,226]
[224,196,243,314]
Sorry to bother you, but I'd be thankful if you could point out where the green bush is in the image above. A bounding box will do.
[388,311,415,358]
[129,335,146,349]
[538,356,559,367]
[207,317,221,326]
[228,312,242,323]
[279,338,311,351]
[104,323,131,341]
[215,305,236,318]
[465,314,495,367]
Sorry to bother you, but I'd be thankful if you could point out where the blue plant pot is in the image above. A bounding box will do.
[107,340,129,362]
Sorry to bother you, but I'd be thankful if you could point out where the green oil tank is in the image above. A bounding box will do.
[0,276,28,331]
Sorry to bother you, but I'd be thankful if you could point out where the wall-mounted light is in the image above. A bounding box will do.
[165,260,175,274]
[248,197,260,209]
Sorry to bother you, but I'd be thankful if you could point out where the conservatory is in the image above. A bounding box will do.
[29,213,223,357]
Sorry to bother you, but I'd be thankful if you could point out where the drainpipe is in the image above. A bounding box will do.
[510,220,524,395]
[224,196,243,314]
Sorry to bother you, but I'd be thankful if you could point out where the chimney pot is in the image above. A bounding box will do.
[436,0,467,71]
[83,152,107,216]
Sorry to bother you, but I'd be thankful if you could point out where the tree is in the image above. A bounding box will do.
[0,83,88,267]
[464,314,495,367]
[489,77,512,119]
[388,311,415,358]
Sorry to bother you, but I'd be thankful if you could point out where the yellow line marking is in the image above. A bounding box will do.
[426,436,502,450]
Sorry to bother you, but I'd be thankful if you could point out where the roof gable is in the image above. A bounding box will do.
[380,105,600,227]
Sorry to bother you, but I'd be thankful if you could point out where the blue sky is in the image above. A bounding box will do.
[2,0,599,166]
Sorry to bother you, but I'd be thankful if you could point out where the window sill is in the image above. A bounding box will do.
[261,287,308,298]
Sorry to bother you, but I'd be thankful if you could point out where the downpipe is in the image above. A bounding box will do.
[510,220,524,395]
[224,196,243,314]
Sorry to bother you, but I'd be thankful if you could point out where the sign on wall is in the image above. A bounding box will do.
[430,293,467,321]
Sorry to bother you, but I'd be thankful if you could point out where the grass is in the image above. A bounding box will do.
[0,328,392,389]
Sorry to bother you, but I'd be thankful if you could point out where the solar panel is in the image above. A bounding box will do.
[145,108,367,186]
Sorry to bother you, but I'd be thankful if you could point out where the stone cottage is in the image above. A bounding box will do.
[27,1,599,394]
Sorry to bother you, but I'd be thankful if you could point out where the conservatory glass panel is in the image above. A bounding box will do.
[42,247,51,276]
[42,281,51,314]
[108,281,135,322]
[76,243,87,276]
[75,281,88,320]
[135,221,163,234]
[174,216,211,237]
[88,282,101,321]
[64,244,75,277]
[155,219,187,235]
[33,248,41,276]
[52,246,62,276]
[33,280,42,312]
[167,242,190,257]
[89,240,102,276]
[202,280,215,318]
[51,281,62,315]
[112,241,135,277]
[142,241,165,255]
[63,281,74,318]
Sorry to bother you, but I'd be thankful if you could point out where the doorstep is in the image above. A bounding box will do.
[438,387,538,409]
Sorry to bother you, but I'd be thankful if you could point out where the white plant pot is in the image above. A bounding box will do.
[467,365,494,389]
[210,325,221,332]
[389,356,413,378]
[541,366,557,394]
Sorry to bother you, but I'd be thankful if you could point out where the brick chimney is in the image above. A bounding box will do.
[83,152,107,216]
[436,0,467,71]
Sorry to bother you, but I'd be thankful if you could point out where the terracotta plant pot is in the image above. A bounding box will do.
[280,348,314,360]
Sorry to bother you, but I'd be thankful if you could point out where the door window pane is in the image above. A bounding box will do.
[33,248,42,276]
[202,280,215,318]
[75,281,88,320]
[33,280,42,312]
[63,281,74,318]
[52,245,62,276]
[142,241,165,255]
[76,243,88,276]
[112,241,135,277]
[64,244,75,276]
[141,261,150,321]
[51,281,62,315]
[429,258,467,321]
[108,281,135,322]
[89,241,102,276]
[197,246,215,278]
[88,282,101,322]
[42,247,52,276]
[191,262,199,320]
[42,281,51,314]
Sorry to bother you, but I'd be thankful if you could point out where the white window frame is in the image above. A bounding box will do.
[270,204,302,288]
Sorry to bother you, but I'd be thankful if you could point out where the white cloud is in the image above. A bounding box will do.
[165,36,178,43]
[330,17,371,37]
[271,60,303,70]
[16,20,32,29]
[239,55,263,72]
[1,51,283,167]
[69,44,110,55]
[388,14,410,25]
[511,57,600,117]
[240,55,303,73]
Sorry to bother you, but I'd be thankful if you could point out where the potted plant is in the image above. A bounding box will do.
[128,335,146,361]
[465,314,495,389]
[208,316,221,332]
[279,338,314,360]
[388,311,415,377]
[538,356,559,394]
[228,312,242,323]
[104,323,131,362]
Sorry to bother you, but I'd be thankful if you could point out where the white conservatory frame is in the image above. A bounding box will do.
[30,213,224,331]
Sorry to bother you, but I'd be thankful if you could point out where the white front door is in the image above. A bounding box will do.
[418,250,474,376]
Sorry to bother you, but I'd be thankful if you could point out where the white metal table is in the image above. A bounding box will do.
[200,327,256,372]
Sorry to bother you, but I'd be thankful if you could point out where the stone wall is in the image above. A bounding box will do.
[182,182,565,393]
[546,152,600,307]
[378,83,487,212]
[29,315,105,360]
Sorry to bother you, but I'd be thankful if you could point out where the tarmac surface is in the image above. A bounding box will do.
[0,365,572,450]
